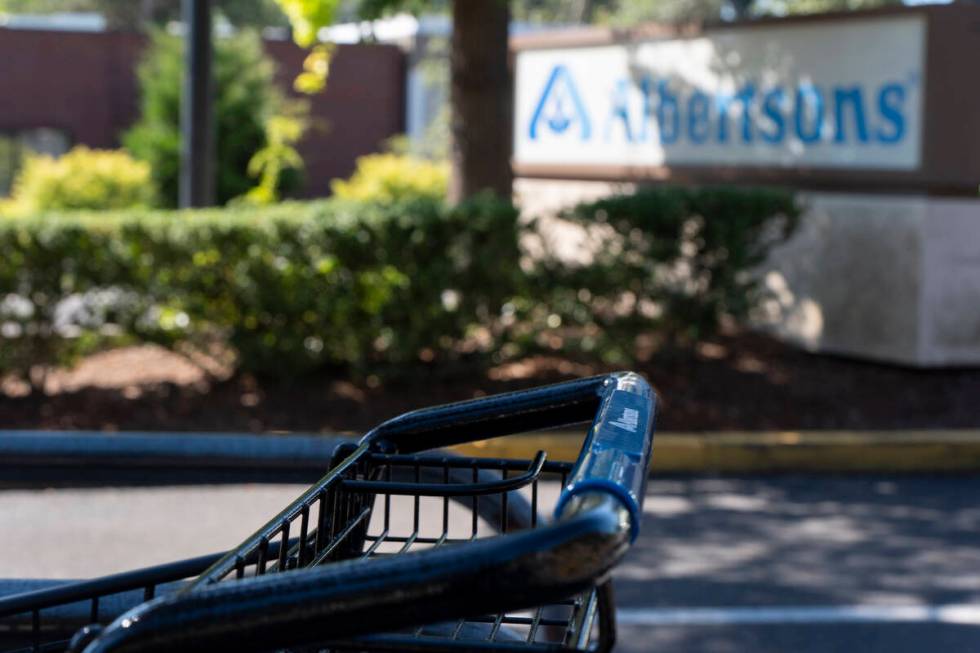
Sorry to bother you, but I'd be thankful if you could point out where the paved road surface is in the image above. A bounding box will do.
[2,476,979,651]
[616,476,980,652]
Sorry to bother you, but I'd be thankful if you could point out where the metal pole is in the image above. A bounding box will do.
[179,0,214,208]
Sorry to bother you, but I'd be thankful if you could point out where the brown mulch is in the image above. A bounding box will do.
[1,333,978,433]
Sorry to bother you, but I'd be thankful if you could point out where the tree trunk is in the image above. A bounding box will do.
[448,0,513,204]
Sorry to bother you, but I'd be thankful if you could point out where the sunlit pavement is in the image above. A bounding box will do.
[3,476,980,651]
[615,476,980,652]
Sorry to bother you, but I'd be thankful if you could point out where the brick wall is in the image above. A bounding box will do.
[0,27,405,197]
[265,39,405,197]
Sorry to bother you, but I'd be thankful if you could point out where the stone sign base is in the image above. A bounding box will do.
[515,179,980,368]
[756,192,980,367]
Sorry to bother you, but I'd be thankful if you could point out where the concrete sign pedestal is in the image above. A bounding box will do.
[755,193,980,367]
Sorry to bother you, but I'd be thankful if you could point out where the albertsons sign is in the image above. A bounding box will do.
[514,15,924,171]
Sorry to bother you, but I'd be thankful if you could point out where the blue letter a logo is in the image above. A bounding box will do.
[529,65,591,141]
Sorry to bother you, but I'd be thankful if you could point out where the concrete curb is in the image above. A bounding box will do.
[450,430,980,473]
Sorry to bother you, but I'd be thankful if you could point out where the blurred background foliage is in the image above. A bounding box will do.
[122,30,305,207]
[0,182,797,389]
[0,147,155,217]
[243,107,309,205]
[0,0,906,31]
[331,152,449,203]
[348,0,902,27]
[526,188,800,363]
[0,0,848,389]
[0,195,521,385]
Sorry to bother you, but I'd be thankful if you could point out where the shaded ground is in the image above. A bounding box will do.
[3,477,979,651]
[615,475,980,652]
[1,332,978,433]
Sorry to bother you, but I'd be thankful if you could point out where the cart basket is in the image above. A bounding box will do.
[0,372,656,653]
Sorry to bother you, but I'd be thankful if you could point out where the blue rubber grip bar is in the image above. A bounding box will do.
[553,372,657,543]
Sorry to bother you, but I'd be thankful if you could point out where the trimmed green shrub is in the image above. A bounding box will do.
[0,147,155,217]
[526,186,800,362]
[0,186,797,385]
[331,153,449,203]
[0,195,520,385]
[124,30,302,207]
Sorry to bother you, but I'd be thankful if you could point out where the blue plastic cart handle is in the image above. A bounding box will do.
[553,373,656,543]
[362,371,656,542]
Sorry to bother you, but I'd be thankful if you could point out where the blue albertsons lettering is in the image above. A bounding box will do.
[794,83,824,144]
[530,65,910,147]
[761,88,786,144]
[688,91,711,144]
[876,83,906,143]
[834,87,869,143]
[529,64,591,140]
[606,79,634,141]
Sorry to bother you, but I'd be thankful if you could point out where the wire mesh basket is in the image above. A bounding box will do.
[0,372,656,653]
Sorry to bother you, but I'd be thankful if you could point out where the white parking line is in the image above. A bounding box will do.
[617,604,980,627]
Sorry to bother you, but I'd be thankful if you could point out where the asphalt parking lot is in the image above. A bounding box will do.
[2,475,979,652]
[616,475,980,652]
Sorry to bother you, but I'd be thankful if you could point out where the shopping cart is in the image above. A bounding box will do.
[0,372,656,653]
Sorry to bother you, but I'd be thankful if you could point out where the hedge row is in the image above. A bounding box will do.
[531,186,800,361]
[0,196,520,383]
[0,187,799,386]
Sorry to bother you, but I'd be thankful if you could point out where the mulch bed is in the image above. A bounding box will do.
[2,332,978,433]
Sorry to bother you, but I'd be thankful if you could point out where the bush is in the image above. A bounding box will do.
[0,147,155,217]
[0,195,520,385]
[0,185,797,385]
[527,186,800,362]
[242,110,308,205]
[124,30,302,207]
[331,153,449,203]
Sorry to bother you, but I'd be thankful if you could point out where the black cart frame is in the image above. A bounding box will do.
[0,372,656,653]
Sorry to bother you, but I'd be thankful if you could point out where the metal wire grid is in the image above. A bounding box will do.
[190,450,565,585]
[193,450,610,651]
[311,453,612,652]
[1,451,611,653]
[320,586,612,653]
[0,553,224,653]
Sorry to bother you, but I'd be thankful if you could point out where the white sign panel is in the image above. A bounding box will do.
[514,15,924,171]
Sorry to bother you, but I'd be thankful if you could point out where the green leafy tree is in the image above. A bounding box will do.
[124,30,301,207]
[510,0,614,23]
[273,0,511,204]
[244,108,308,204]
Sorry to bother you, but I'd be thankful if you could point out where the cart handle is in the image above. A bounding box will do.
[73,373,656,653]
[364,372,655,543]
[554,372,654,543]
[361,374,609,453]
